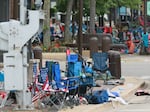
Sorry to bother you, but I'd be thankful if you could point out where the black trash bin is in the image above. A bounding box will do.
[33,45,42,69]
[108,51,121,79]
[90,36,98,57]
[102,36,111,52]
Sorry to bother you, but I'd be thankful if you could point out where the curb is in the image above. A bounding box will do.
[59,77,145,112]
[111,77,145,99]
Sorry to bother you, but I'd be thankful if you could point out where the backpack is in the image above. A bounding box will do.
[87,90,109,104]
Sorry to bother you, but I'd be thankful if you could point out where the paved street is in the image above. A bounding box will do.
[107,80,150,112]
[106,54,150,112]
[121,54,150,79]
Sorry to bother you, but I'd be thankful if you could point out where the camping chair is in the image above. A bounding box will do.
[92,52,112,83]
[39,66,69,110]
[52,61,81,108]
[66,53,89,106]
[30,63,68,110]
[66,53,96,97]
[31,67,51,107]
[44,61,81,109]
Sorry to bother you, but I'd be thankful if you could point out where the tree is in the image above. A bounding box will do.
[64,0,74,43]
[95,0,141,27]
[56,0,74,43]
[56,0,67,12]
[90,0,96,34]
[123,0,142,23]
[54,0,142,43]
[43,0,50,50]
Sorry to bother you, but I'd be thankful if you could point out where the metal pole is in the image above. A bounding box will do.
[144,0,147,33]
[20,0,27,24]
[18,0,33,109]
[78,0,83,56]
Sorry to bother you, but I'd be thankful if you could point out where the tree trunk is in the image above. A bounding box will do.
[64,0,74,43]
[89,0,96,34]
[131,9,133,24]
[109,8,112,27]
[114,7,117,26]
[43,0,50,50]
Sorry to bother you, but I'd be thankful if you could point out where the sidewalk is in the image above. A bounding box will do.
[0,76,144,112]
[58,76,144,112]
[42,52,145,112]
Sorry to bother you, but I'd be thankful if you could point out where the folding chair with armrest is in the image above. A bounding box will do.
[39,66,69,110]
[67,53,96,96]
[92,52,112,83]
[52,61,81,108]
[42,61,81,109]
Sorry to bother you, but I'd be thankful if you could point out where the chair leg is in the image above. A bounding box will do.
[47,91,68,110]
[0,91,9,108]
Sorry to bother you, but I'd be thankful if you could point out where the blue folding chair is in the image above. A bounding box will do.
[52,61,81,107]
[67,53,96,96]
[37,66,69,110]
[92,52,108,72]
[92,52,111,83]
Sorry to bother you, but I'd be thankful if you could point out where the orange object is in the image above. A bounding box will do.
[126,40,135,54]
[128,41,135,54]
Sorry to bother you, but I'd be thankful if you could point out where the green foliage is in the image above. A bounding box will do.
[55,0,142,16]
[53,0,142,44]
[50,7,57,17]
[83,0,90,16]
[123,0,142,9]
[96,0,109,15]
[56,0,68,12]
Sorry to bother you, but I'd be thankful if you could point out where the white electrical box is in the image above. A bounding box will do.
[4,52,23,90]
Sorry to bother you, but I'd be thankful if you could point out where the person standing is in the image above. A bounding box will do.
[53,20,63,40]
[141,32,149,54]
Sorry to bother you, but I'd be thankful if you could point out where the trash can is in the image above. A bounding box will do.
[33,46,42,69]
[102,36,111,52]
[108,51,121,79]
[90,36,98,57]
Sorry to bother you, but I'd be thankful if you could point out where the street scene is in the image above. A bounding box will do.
[0,0,150,112]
